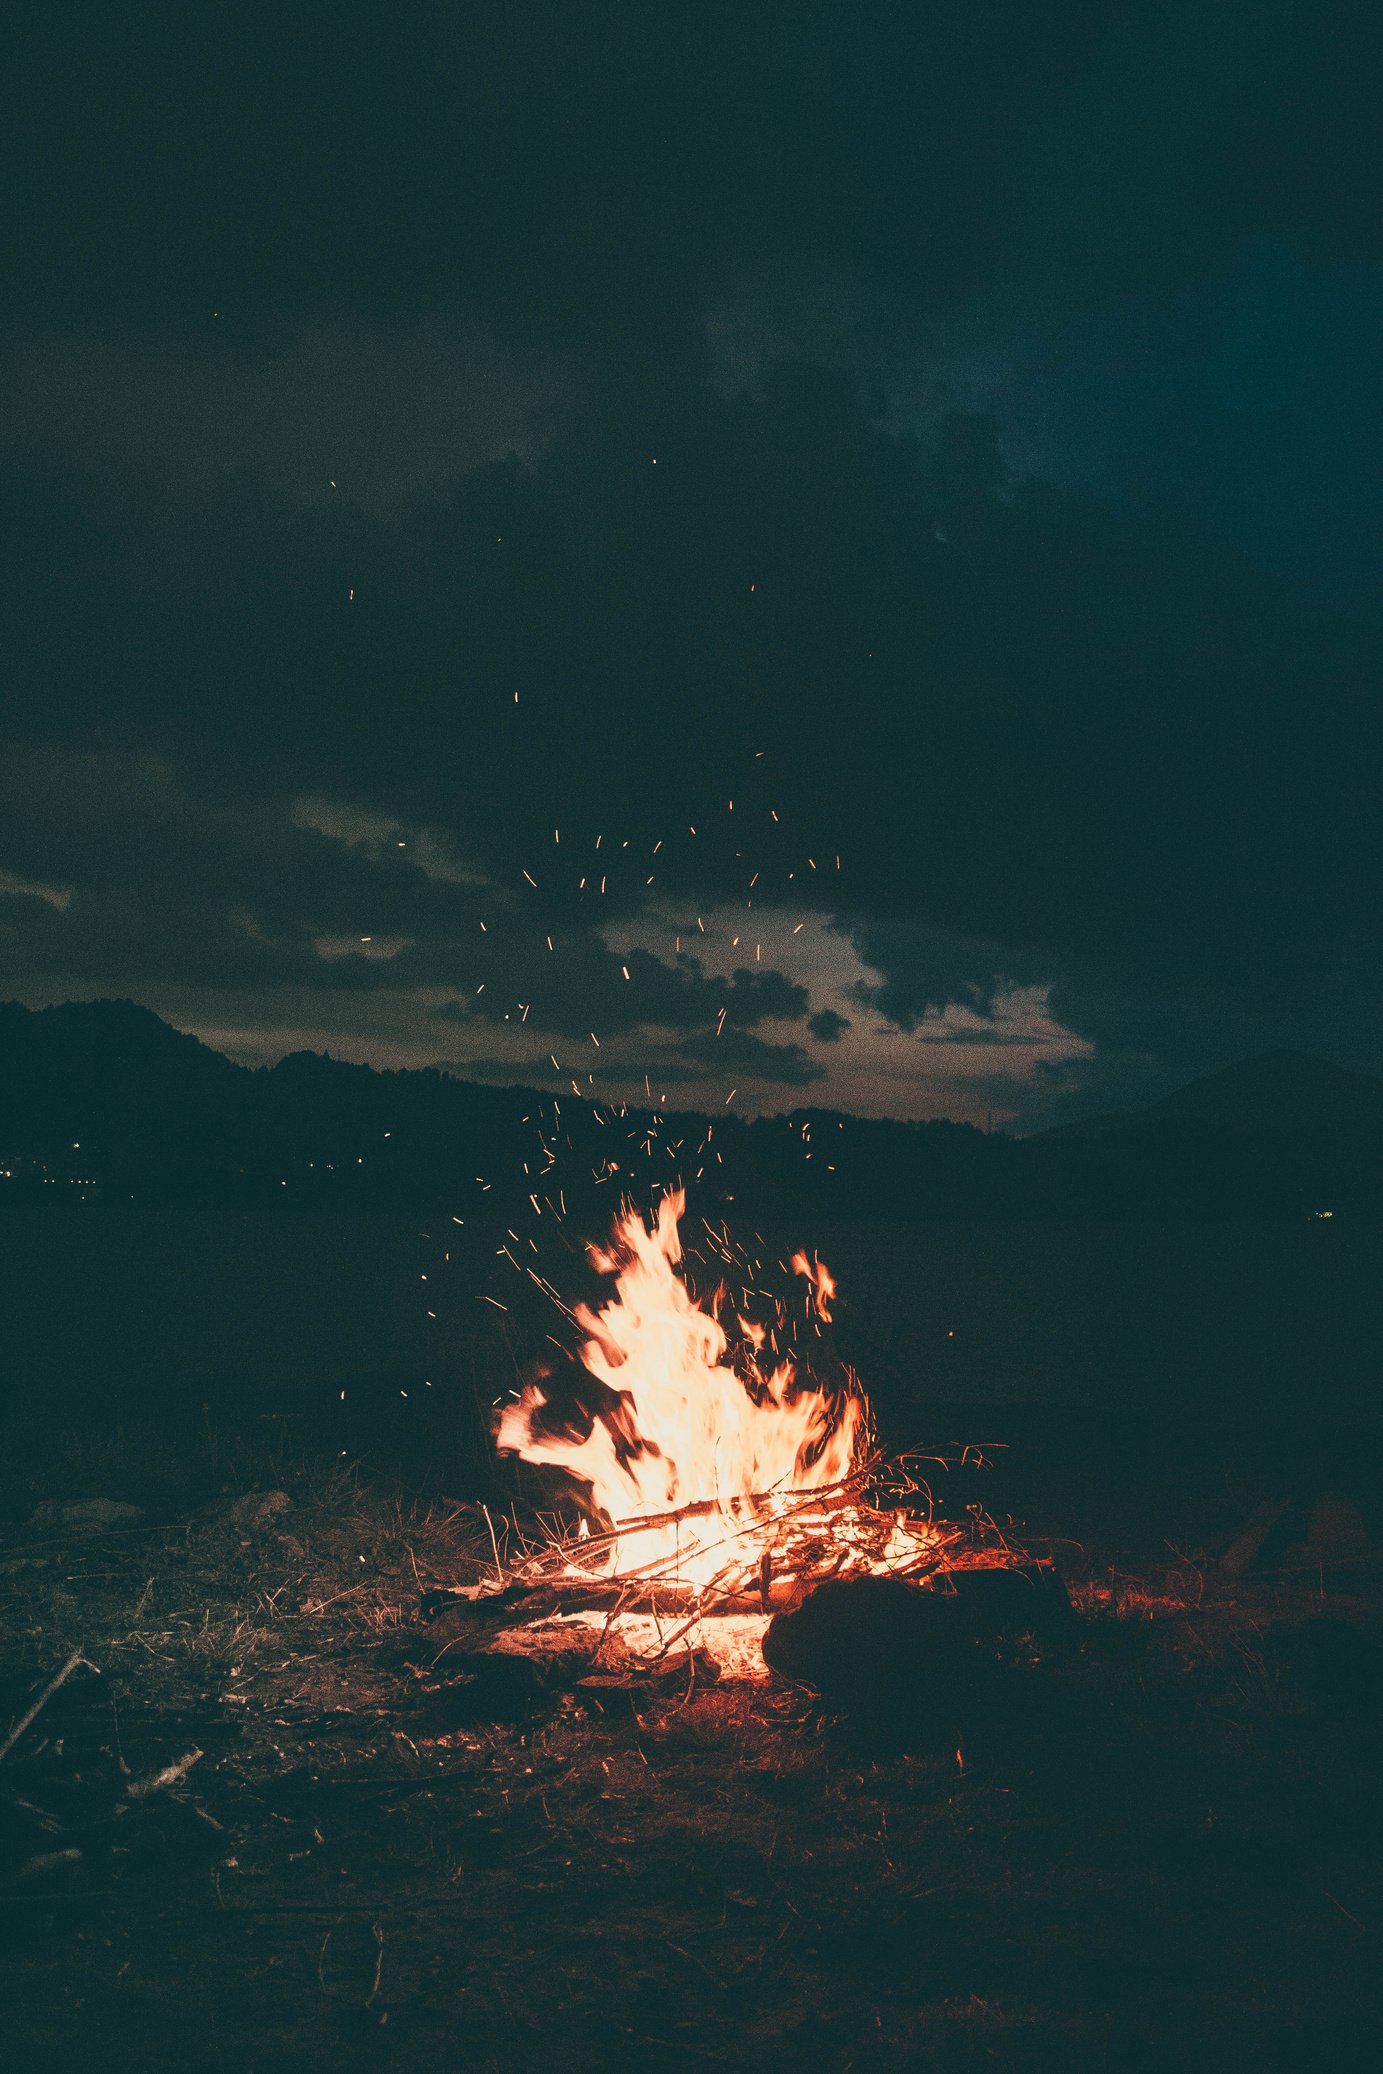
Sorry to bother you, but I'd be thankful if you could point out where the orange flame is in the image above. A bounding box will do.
[496,1191,865,1584]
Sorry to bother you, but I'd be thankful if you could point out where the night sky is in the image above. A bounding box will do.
[5,4,1382,1126]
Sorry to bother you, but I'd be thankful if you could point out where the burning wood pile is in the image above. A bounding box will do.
[435,1193,1038,1682]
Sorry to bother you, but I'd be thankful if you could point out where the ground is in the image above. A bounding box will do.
[2,1425,1380,2073]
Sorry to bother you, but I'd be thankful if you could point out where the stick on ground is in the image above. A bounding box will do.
[0,1647,91,1765]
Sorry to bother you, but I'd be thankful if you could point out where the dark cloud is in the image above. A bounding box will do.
[437,1023,823,1093]
[0,742,814,1065]
[13,6,1377,335]
[808,1009,850,1044]
[15,366,1373,1013]
[847,922,1041,1030]
[662,1028,823,1086]
[0,8,1139,331]
[434,947,807,1043]
[4,5,1382,1119]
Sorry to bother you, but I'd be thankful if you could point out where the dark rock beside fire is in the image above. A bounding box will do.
[761,1566,1073,1706]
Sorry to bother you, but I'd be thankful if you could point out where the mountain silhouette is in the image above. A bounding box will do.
[3,1001,1382,1220]
[1036,1049,1383,1142]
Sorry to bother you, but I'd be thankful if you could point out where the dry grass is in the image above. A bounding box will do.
[2,1431,1381,2073]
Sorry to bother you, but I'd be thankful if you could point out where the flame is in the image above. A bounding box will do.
[496,1190,866,1585]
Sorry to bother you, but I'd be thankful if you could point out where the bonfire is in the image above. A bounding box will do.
[467,1192,1009,1676]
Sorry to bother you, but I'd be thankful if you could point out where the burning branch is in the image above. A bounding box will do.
[463,1196,1021,1676]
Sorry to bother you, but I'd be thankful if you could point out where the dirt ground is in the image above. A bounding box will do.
[2,1431,1380,2073]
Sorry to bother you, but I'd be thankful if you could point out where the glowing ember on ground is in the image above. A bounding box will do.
[493,1193,959,1665]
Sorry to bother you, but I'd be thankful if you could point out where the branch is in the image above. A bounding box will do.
[0,1648,91,1766]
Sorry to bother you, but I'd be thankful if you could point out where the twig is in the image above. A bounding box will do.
[550,1462,880,1558]
[126,1747,203,1798]
[0,1648,91,1765]
[507,1478,887,1593]
[16,1847,82,1882]
[480,1504,505,1583]
[301,1582,371,1615]
[365,1921,386,2009]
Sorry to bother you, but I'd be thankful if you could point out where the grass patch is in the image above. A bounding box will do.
[1,1424,1380,2071]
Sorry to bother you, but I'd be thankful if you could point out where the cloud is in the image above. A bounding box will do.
[0,740,826,1098]
[438,1023,824,1094]
[434,946,807,1042]
[808,1008,850,1043]
[16,358,1364,1023]
[7,5,1383,1123]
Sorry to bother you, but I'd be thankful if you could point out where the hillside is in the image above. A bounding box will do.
[1036,1049,1383,1143]
[4,1001,1383,1221]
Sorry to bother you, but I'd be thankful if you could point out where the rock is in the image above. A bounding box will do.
[762,1565,1070,1696]
[930,1562,1075,1637]
[1220,1492,1379,1577]
[225,1490,293,1530]
[27,1497,145,1533]
[1219,1497,1300,1576]
[432,1650,552,1722]
[763,1575,963,1694]
[1280,1492,1379,1573]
